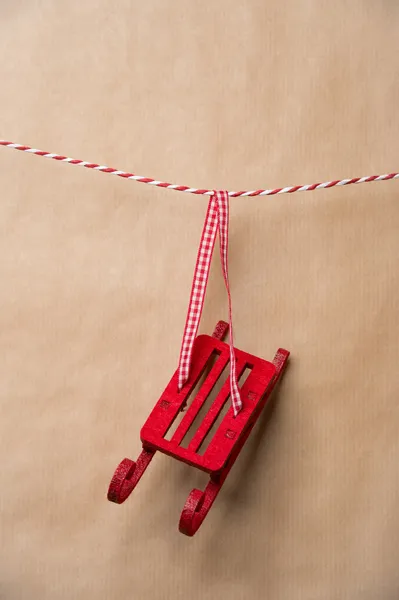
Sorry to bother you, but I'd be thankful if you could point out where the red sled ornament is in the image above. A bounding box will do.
[108,191,289,535]
[107,320,289,536]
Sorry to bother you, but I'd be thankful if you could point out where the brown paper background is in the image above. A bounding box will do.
[1,2,399,599]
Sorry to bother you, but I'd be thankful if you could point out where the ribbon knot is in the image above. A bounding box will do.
[178,190,242,416]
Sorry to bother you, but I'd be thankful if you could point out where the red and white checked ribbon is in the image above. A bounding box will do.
[1,140,398,198]
[178,191,242,416]
[2,140,398,411]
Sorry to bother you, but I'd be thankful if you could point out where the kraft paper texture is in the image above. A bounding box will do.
[1,2,398,599]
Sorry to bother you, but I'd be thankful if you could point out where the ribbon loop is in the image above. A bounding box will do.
[178,191,242,416]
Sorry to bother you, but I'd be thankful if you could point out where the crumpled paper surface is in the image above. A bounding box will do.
[1,2,398,599]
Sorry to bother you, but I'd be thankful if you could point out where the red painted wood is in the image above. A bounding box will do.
[186,359,245,454]
[211,320,229,340]
[107,321,290,536]
[179,347,290,536]
[169,347,229,447]
[107,450,154,504]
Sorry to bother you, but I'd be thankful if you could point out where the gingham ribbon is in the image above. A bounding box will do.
[178,191,242,416]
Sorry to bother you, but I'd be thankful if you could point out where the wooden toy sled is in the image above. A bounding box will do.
[107,321,289,536]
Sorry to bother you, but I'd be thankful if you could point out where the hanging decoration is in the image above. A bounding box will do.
[1,138,397,535]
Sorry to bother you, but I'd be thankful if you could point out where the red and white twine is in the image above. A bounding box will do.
[1,139,398,415]
[1,140,398,198]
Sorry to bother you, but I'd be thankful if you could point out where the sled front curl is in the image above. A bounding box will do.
[107,321,289,536]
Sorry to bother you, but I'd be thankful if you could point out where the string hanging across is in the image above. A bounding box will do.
[1,140,398,198]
